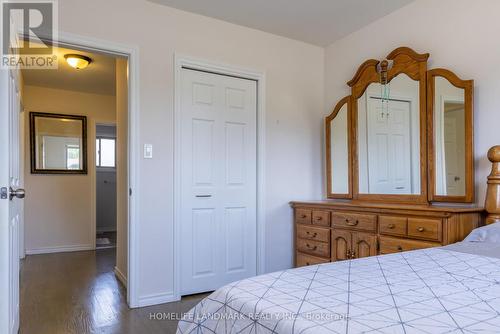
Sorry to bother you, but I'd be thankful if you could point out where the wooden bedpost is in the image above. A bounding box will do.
[485,146,500,224]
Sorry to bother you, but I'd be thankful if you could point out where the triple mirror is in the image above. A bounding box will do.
[30,112,87,174]
[326,47,474,203]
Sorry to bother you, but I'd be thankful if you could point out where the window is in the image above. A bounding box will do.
[66,144,81,169]
[96,137,116,168]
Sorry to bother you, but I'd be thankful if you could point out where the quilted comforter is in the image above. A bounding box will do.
[177,247,500,333]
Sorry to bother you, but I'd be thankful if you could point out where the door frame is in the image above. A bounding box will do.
[173,54,266,300]
[27,31,141,308]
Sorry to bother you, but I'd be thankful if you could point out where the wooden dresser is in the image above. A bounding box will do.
[291,201,484,267]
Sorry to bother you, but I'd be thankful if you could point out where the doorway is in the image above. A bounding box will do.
[1,31,140,334]
[18,42,130,332]
[95,124,118,249]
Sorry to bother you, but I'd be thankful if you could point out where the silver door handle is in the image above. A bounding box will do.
[10,187,25,200]
[196,195,212,198]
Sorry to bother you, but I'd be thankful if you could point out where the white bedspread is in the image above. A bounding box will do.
[177,248,500,333]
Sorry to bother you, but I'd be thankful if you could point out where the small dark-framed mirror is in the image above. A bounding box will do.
[30,112,88,174]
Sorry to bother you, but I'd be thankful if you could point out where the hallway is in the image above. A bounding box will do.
[20,249,207,333]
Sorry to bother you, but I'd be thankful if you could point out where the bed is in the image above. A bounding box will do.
[177,227,500,333]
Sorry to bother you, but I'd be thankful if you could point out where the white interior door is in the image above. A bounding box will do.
[367,98,412,194]
[444,109,466,195]
[180,68,257,295]
[0,67,23,334]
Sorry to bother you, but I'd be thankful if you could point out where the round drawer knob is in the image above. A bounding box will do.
[388,224,395,229]
[417,227,425,232]
[397,246,403,251]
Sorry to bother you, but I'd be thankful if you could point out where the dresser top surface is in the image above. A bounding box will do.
[290,200,484,213]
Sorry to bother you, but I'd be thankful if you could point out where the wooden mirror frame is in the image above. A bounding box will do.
[326,96,352,199]
[348,47,429,204]
[427,68,474,203]
[30,112,88,175]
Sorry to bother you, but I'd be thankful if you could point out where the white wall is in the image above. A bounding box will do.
[24,86,116,253]
[325,0,500,205]
[56,0,324,304]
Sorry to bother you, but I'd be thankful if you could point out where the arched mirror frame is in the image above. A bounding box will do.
[348,47,429,204]
[326,96,352,199]
[427,68,474,203]
[326,46,475,204]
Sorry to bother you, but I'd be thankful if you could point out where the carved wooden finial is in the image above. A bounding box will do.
[380,60,389,72]
[485,146,500,224]
[488,145,500,163]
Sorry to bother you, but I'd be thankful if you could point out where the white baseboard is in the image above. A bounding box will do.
[25,244,94,255]
[114,266,128,287]
[137,292,179,307]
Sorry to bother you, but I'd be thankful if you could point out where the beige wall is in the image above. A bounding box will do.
[115,58,128,285]
[57,0,325,304]
[24,85,116,253]
[325,0,500,205]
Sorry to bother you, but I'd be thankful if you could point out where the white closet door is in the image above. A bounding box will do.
[180,68,257,295]
[367,98,412,194]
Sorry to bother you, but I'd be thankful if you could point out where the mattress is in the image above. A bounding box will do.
[177,244,500,333]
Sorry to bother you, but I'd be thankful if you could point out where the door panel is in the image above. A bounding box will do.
[180,69,257,295]
[192,119,215,185]
[224,207,246,273]
[352,232,377,259]
[331,229,351,261]
[225,123,245,185]
[192,209,216,277]
[1,66,22,333]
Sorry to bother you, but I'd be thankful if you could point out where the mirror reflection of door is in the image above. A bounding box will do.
[357,74,420,195]
[367,98,412,194]
[443,104,465,195]
[434,77,466,196]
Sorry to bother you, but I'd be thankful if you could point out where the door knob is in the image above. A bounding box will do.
[9,187,25,200]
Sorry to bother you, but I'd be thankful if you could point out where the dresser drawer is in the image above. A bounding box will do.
[332,212,376,232]
[379,216,407,237]
[312,210,330,227]
[379,236,440,254]
[297,225,330,243]
[408,218,442,241]
[297,239,330,258]
[295,209,312,224]
[296,252,330,267]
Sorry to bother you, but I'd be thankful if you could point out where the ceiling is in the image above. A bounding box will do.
[22,45,118,96]
[148,0,414,46]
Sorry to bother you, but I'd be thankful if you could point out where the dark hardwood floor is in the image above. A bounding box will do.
[20,249,208,334]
